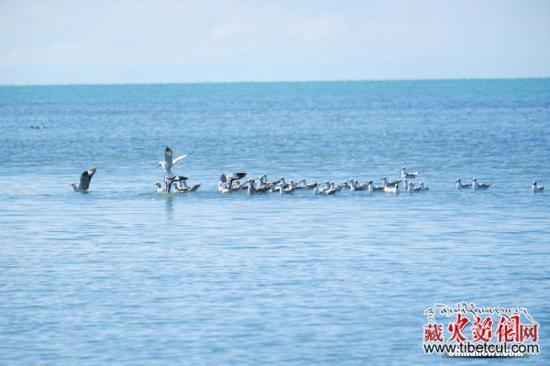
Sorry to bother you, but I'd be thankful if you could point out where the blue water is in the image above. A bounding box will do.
[0,80,549,365]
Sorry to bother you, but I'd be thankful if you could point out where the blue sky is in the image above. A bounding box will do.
[1,0,549,85]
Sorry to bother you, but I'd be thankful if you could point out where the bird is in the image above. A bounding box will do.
[381,177,402,187]
[367,180,385,192]
[407,182,421,193]
[158,146,187,179]
[348,179,367,191]
[276,182,286,195]
[246,179,257,195]
[258,175,281,190]
[274,177,293,194]
[321,183,339,195]
[532,181,544,193]
[175,180,201,193]
[71,167,97,192]
[455,179,472,189]
[287,180,299,193]
[384,184,400,195]
[472,178,492,190]
[401,167,420,179]
[314,182,331,195]
[257,175,268,189]
[218,172,247,192]
[253,177,271,193]
[408,182,428,193]
[332,182,345,192]
[158,175,188,193]
[296,178,318,189]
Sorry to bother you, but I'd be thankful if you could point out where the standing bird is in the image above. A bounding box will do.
[71,167,97,192]
[532,181,544,193]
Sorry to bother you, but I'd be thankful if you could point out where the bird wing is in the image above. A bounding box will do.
[172,155,187,166]
[227,172,247,187]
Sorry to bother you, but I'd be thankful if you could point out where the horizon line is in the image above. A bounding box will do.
[1,75,549,88]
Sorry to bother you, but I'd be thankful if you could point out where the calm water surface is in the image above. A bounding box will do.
[1,80,549,365]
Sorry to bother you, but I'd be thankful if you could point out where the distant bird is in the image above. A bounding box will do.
[384,184,400,195]
[254,179,270,193]
[315,182,343,195]
[175,180,200,193]
[532,181,544,193]
[407,182,421,193]
[296,178,317,190]
[408,182,429,193]
[304,180,318,189]
[348,179,367,191]
[314,182,332,195]
[287,180,299,193]
[333,182,345,192]
[258,175,280,190]
[381,177,402,187]
[218,172,247,192]
[455,179,472,189]
[257,175,268,189]
[367,180,385,192]
[157,175,188,193]
[276,183,286,195]
[246,179,257,195]
[71,167,96,192]
[472,178,492,190]
[401,167,420,179]
[273,177,296,194]
[158,146,187,179]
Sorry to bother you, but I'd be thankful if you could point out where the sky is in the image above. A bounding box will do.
[0,0,549,85]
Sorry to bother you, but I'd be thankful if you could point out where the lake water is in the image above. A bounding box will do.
[0,79,549,365]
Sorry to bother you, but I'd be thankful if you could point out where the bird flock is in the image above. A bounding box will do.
[71,146,544,195]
